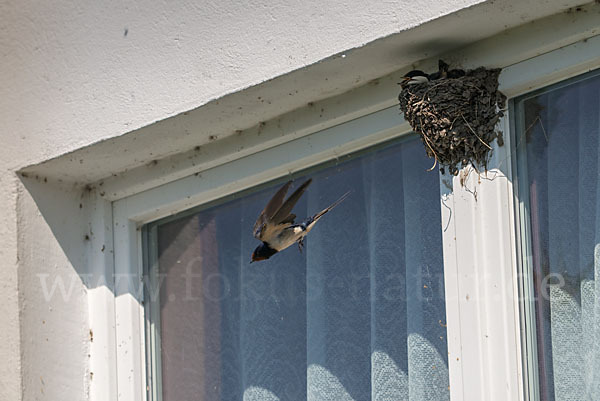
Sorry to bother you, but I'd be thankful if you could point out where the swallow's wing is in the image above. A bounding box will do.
[253,179,313,241]
[271,178,312,224]
[253,181,292,240]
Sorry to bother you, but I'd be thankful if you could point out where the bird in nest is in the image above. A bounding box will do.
[399,60,465,89]
[250,178,350,263]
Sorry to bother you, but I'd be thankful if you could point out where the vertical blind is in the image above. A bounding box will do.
[517,70,600,400]
[149,137,449,401]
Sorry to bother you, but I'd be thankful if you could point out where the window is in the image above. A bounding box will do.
[144,137,449,400]
[515,70,600,400]
[104,22,600,401]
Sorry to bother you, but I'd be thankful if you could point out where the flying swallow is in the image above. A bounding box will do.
[250,178,350,263]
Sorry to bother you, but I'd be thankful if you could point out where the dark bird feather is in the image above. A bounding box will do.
[253,178,312,241]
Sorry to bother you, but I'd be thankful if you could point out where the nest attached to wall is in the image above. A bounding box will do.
[398,67,506,175]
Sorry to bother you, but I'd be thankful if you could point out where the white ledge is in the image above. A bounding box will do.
[19,0,597,199]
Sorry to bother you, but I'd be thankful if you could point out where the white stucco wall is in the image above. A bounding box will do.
[0,0,591,400]
[2,0,489,171]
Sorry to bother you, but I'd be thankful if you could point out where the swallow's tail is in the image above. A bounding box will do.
[310,190,351,223]
[438,59,449,73]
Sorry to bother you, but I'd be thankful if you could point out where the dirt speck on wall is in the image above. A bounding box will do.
[399,67,506,175]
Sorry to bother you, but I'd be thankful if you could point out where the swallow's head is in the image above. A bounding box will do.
[399,70,430,88]
[250,243,277,263]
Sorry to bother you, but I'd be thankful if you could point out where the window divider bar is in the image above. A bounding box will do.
[438,111,524,400]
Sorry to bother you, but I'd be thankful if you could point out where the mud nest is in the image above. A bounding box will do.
[398,67,506,175]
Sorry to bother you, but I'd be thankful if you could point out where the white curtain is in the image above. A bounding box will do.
[155,137,449,400]
[521,71,600,400]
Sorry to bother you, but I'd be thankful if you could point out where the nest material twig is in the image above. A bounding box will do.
[399,67,507,175]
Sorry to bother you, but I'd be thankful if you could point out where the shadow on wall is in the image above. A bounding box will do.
[16,173,95,399]
[18,174,102,297]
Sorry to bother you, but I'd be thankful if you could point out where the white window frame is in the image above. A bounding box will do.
[442,34,600,401]
[86,19,600,401]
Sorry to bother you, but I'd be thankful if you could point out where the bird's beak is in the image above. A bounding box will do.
[399,76,414,88]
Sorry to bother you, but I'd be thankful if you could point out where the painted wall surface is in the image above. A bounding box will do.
[0,0,589,400]
[1,0,488,171]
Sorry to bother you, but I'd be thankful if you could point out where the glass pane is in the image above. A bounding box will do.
[146,137,449,401]
[516,71,600,400]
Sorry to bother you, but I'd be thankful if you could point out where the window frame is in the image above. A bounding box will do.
[511,67,600,401]
[89,24,600,401]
